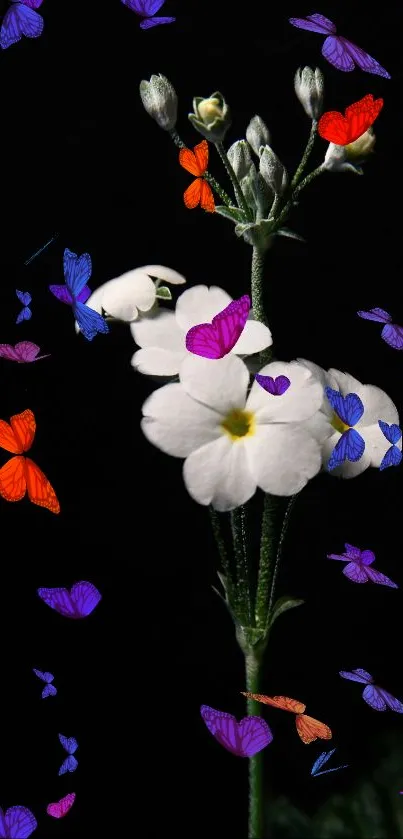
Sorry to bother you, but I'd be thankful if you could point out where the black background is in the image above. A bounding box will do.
[1,1,403,836]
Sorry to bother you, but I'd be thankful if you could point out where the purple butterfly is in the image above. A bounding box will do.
[33,668,57,698]
[16,290,32,324]
[325,388,365,471]
[0,342,50,363]
[255,374,290,396]
[339,669,403,713]
[120,0,175,29]
[327,543,398,587]
[200,704,273,757]
[58,734,79,776]
[289,14,391,78]
[186,295,251,359]
[357,308,403,350]
[37,581,102,619]
[0,806,37,838]
[310,748,349,777]
[49,248,109,342]
[378,421,402,470]
[0,0,44,50]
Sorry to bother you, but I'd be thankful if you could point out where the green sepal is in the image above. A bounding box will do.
[268,596,304,629]
[155,285,172,300]
[215,205,248,224]
[275,227,305,242]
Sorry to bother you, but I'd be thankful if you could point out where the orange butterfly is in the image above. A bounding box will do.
[318,94,383,146]
[179,139,215,213]
[0,409,60,514]
[241,693,332,745]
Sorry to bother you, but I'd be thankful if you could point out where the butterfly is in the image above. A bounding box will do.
[378,421,402,470]
[37,581,102,618]
[58,734,79,776]
[46,793,75,819]
[0,409,60,514]
[0,0,44,50]
[327,542,398,587]
[241,693,332,744]
[318,95,383,146]
[200,705,273,757]
[311,748,349,777]
[289,13,391,78]
[339,669,403,712]
[0,342,50,363]
[15,291,32,324]
[0,806,37,838]
[357,308,403,350]
[179,140,215,213]
[33,668,57,698]
[185,295,251,358]
[120,0,175,29]
[49,248,109,342]
[255,374,290,396]
[325,388,365,471]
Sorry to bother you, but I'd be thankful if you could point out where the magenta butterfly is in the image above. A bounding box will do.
[37,581,102,618]
[255,374,290,395]
[46,793,75,819]
[0,806,37,838]
[339,669,403,712]
[0,342,50,363]
[0,0,44,51]
[200,704,273,757]
[289,14,391,78]
[357,308,403,350]
[186,295,251,359]
[33,668,57,698]
[120,0,175,29]
[327,543,398,587]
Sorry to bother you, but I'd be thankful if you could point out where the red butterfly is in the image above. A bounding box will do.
[179,140,215,213]
[0,409,60,514]
[318,94,383,145]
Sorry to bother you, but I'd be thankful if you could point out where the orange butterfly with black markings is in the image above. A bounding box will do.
[179,139,215,213]
[241,693,332,744]
[0,409,60,514]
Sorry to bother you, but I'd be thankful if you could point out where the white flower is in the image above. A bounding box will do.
[323,143,365,175]
[131,284,273,377]
[81,265,186,326]
[298,359,400,477]
[141,354,325,511]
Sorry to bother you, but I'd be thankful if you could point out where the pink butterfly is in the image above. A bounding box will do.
[327,543,398,587]
[185,295,251,359]
[46,793,75,819]
[289,14,391,78]
[0,342,50,363]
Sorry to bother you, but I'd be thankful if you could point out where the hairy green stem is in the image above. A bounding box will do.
[215,141,253,219]
[291,119,318,189]
[293,164,325,200]
[255,494,278,628]
[169,129,234,207]
[245,650,265,839]
[250,247,272,365]
[231,506,253,626]
[268,495,298,615]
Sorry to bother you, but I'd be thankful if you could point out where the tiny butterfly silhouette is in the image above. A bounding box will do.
[179,140,215,213]
[241,693,332,744]
[46,793,75,819]
[378,421,402,470]
[327,543,398,587]
[0,805,37,837]
[33,668,57,698]
[0,342,50,363]
[58,734,79,776]
[255,374,290,395]
[15,291,32,324]
[200,705,273,757]
[357,308,403,350]
[0,0,44,51]
[318,95,383,145]
[339,669,403,712]
[37,581,102,618]
[186,295,251,358]
[120,0,175,29]
[289,13,391,78]
[311,748,349,777]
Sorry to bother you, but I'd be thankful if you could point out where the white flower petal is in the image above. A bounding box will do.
[141,264,186,285]
[356,385,399,429]
[246,361,323,422]
[232,319,272,354]
[141,383,221,457]
[301,412,334,444]
[179,353,249,414]
[101,270,156,320]
[175,285,232,332]
[247,424,322,494]
[327,368,366,398]
[297,358,337,417]
[130,310,184,351]
[359,422,401,467]
[132,347,184,375]
[83,286,104,315]
[183,436,256,511]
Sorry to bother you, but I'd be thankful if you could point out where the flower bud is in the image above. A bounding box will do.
[323,143,364,175]
[246,115,271,157]
[294,67,324,119]
[259,145,287,195]
[139,74,178,131]
[188,92,231,142]
[227,140,254,180]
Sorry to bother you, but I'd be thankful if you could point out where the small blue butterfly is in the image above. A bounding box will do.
[311,748,349,777]
[58,733,79,775]
[378,420,402,470]
[325,387,365,471]
[16,289,32,324]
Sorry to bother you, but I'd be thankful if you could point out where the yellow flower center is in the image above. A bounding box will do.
[331,412,350,434]
[221,409,255,441]
[198,98,222,122]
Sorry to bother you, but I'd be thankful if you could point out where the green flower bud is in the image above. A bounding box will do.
[188,92,231,142]
[139,74,178,131]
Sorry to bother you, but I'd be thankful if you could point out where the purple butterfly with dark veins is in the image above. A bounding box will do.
[357,308,403,350]
[120,0,175,29]
[58,734,79,776]
[327,543,398,587]
[37,581,102,619]
[0,0,44,51]
[0,342,50,363]
[200,705,273,757]
[255,374,290,396]
[33,668,57,698]
[339,669,403,712]
[0,806,37,838]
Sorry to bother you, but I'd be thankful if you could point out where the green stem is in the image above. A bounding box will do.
[230,506,253,626]
[245,650,265,839]
[215,141,253,219]
[292,164,324,200]
[290,119,318,190]
[268,495,298,616]
[169,129,234,207]
[250,246,272,365]
[255,494,278,628]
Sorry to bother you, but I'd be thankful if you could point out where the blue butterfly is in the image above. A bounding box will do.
[311,748,349,777]
[378,420,402,470]
[58,733,79,775]
[325,387,365,471]
[16,289,32,324]
[49,248,109,342]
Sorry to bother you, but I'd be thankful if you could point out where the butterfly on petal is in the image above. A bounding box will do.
[357,307,403,350]
[49,248,109,342]
[16,290,32,324]
[179,140,215,213]
[339,669,403,712]
[185,295,251,358]
[0,342,50,363]
[0,0,44,50]
[311,748,349,777]
[46,793,75,820]
[289,14,391,78]
[58,734,79,776]
[120,0,175,29]
[378,420,402,471]
[33,668,57,698]
[325,387,365,471]
[255,374,290,396]
[200,705,273,757]
[241,693,332,744]
[0,409,60,514]
[37,581,102,618]
[318,95,383,145]
[0,805,37,838]
[327,543,398,587]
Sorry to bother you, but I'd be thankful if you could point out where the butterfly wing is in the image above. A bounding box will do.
[296,714,332,744]
[241,693,306,713]
[327,429,365,471]
[322,36,355,71]
[365,566,398,588]
[42,683,57,698]
[289,14,336,34]
[0,4,43,49]
[16,307,32,324]
[255,374,291,395]
[340,37,391,79]
[0,456,27,502]
[339,668,373,683]
[342,561,368,583]
[237,716,273,757]
[33,668,54,683]
[21,0,44,8]
[185,322,223,358]
[58,755,78,775]
[140,16,175,28]
[343,95,384,144]
[210,295,251,356]
[16,291,31,306]
[63,249,92,298]
[70,581,102,616]
[49,284,74,305]
[9,410,36,452]
[37,587,77,617]
[379,445,402,471]
[14,342,40,362]
[325,389,364,426]
[59,734,79,754]
[378,421,402,445]
[0,344,21,361]
[73,301,109,342]
[193,140,209,174]
[357,308,392,323]
[4,806,37,838]
[362,684,387,710]
[47,793,76,819]
[377,688,403,713]
[381,323,403,349]
[199,179,215,213]
[200,705,271,757]
[311,748,336,775]
[183,178,203,209]
[318,110,349,145]
[25,457,60,513]
[121,0,165,13]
